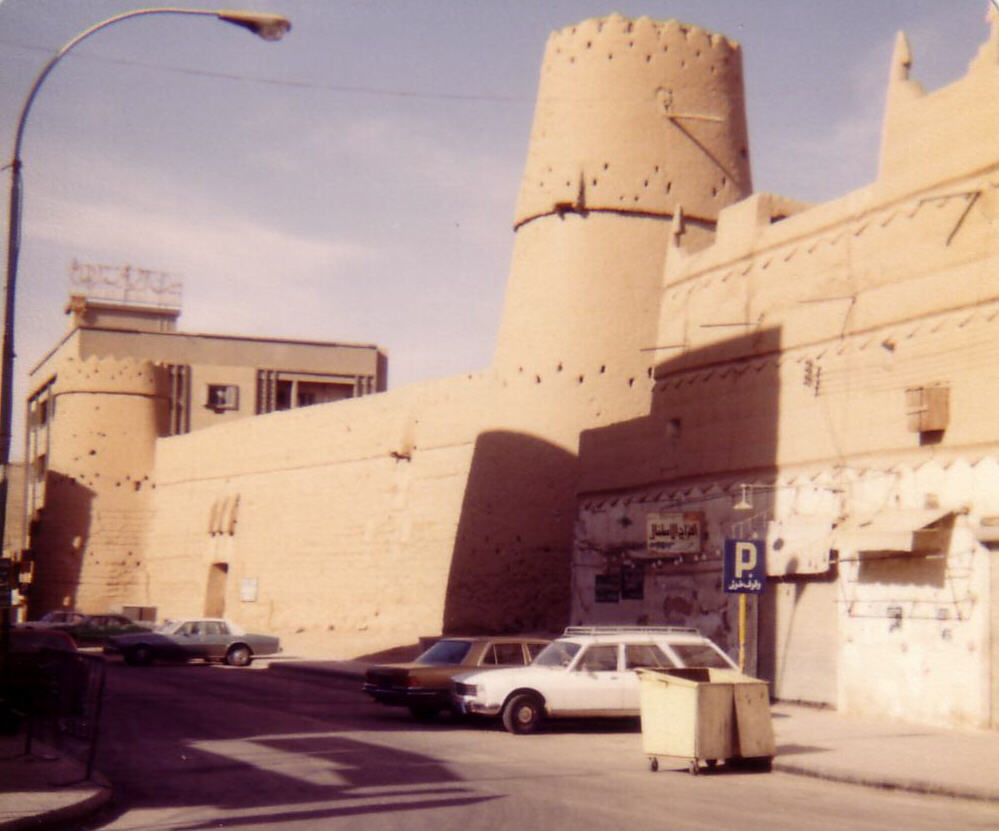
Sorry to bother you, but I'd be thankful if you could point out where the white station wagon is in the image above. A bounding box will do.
[451,626,737,734]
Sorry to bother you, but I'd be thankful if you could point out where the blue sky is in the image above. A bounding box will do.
[0,1,991,455]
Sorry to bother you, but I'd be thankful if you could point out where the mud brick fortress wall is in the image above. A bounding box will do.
[136,15,752,656]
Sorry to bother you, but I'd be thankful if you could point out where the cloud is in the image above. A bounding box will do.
[27,193,374,281]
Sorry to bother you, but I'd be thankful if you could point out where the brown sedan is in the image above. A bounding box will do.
[363,636,550,719]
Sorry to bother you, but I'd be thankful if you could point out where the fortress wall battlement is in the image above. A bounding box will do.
[879,12,999,199]
[514,13,751,228]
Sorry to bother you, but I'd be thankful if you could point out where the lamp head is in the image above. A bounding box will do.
[217,11,291,41]
[734,484,753,511]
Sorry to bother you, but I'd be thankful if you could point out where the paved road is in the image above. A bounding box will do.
[74,660,998,830]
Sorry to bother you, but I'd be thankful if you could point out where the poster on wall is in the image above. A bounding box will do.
[645,512,704,556]
[240,577,259,602]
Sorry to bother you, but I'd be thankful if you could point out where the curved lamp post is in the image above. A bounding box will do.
[0,7,291,602]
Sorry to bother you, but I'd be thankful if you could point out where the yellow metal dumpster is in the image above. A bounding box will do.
[637,667,775,775]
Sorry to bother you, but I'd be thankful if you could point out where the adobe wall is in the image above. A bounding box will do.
[140,13,755,657]
[145,365,659,656]
[572,16,999,727]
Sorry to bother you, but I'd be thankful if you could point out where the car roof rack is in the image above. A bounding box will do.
[562,625,700,636]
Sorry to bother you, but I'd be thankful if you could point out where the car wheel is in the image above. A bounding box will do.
[225,644,252,667]
[502,692,543,735]
[125,645,153,666]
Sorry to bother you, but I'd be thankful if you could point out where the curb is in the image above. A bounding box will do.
[0,774,112,831]
[771,760,999,804]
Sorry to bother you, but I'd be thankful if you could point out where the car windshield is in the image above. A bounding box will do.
[155,620,183,634]
[533,640,581,667]
[671,642,733,668]
[416,639,472,665]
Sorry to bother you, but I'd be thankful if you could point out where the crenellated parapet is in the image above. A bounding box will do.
[514,13,752,230]
[878,5,999,198]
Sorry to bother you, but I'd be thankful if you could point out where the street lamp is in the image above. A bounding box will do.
[0,7,291,621]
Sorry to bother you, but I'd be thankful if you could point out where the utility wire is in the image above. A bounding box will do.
[0,38,529,103]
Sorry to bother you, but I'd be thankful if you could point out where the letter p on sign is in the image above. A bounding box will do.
[734,542,757,578]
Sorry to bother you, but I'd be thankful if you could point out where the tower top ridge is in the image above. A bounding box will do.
[514,15,752,229]
[548,14,739,54]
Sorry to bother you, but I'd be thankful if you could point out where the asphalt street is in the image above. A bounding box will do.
[67,660,999,830]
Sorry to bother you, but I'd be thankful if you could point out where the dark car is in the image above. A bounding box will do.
[50,613,150,646]
[1,628,78,729]
[22,610,88,628]
[105,618,281,667]
[363,636,550,719]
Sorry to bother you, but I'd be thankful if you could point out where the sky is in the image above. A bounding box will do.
[0,1,993,458]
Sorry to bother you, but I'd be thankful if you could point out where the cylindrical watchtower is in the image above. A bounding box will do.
[494,14,752,377]
[27,356,168,614]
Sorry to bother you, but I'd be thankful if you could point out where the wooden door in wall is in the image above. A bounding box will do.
[205,562,229,618]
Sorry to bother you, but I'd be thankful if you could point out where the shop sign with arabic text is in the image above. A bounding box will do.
[645,512,703,556]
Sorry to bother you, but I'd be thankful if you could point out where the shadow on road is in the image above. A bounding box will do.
[80,664,503,829]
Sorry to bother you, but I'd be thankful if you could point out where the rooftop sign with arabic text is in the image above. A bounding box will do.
[69,259,182,310]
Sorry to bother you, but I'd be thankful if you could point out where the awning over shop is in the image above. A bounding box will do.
[831,508,954,554]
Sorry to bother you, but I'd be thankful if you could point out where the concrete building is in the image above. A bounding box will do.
[20,12,999,730]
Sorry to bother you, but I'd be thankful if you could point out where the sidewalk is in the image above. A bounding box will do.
[3,659,997,831]
[0,731,111,830]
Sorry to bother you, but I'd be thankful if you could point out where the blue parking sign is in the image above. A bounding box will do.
[723,539,765,593]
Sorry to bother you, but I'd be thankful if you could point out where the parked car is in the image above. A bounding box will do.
[105,618,280,666]
[20,610,88,628]
[364,635,550,719]
[48,613,150,646]
[451,625,738,734]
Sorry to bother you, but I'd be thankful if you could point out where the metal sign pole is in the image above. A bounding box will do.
[738,593,747,671]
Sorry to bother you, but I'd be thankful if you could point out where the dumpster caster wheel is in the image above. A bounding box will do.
[688,760,699,776]
[649,758,658,772]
